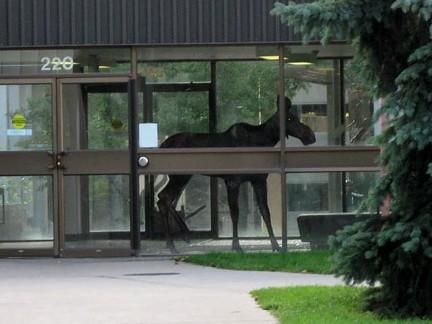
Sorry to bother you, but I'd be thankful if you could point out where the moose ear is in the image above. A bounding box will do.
[276,95,292,109]
[285,97,292,109]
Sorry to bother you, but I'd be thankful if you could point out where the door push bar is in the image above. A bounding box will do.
[48,151,66,170]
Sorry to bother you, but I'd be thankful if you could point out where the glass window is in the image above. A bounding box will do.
[138,62,210,83]
[285,57,375,147]
[62,83,129,151]
[286,172,378,237]
[285,59,342,146]
[139,172,281,254]
[153,91,209,143]
[344,60,375,145]
[216,61,279,132]
[138,47,287,148]
[0,176,53,249]
[0,84,52,151]
[64,175,130,250]
[0,48,130,75]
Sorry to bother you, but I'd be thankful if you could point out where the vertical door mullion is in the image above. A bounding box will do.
[279,46,287,252]
[55,78,66,256]
[129,78,141,254]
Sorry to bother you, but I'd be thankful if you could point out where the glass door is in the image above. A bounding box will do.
[57,77,132,257]
[0,79,56,256]
[142,82,217,240]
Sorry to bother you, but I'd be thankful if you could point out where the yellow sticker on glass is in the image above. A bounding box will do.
[12,114,26,129]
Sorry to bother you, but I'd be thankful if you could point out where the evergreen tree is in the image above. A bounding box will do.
[273,0,432,318]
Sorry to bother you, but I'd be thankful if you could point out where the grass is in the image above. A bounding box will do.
[183,252,431,323]
[182,251,334,274]
[252,286,430,324]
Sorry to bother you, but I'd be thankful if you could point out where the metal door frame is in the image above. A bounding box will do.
[56,76,133,257]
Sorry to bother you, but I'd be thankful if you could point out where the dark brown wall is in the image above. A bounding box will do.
[0,0,302,48]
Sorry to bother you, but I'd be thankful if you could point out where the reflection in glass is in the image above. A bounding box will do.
[148,174,212,232]
[140,172,281,254]
[152,91,209,144]
[64,175,130,249]
[0,84,52,151]
[286,172,378,236]
[344,60,375,145]
[0,48,130,75]
[218,174,282,238]
[139,62,210,83]
[285,59,375,146]
[62,84,129,150]
[0,176,53,248]
[285,60,341,146]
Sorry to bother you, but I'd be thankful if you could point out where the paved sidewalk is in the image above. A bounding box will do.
[0,258,343,324]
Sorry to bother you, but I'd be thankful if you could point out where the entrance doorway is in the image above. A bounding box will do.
[0,77,218,256]
[0,77,133,257]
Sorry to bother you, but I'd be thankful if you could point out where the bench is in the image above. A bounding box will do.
[297,212,372,249]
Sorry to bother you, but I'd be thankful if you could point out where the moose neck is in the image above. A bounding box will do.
[260,110,282,146]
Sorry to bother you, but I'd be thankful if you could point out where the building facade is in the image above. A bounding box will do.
[0,0,379,257]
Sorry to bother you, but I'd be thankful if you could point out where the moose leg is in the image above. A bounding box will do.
[157,175,192,253]
[252,178,280,251]
[225,180,242,252]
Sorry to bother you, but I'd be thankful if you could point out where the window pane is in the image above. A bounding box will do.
[138,62,210,83]
[63,84,129,151]
[285,58,375,147]
[0,49,130,75]
[139,172,282,254]
[0,84,52,151]
[0,176,53,249]
[153,91,209,143]
[344,60,375,145]
[64,175,130,250]
[287,172,378,244]
[217,61,279,133]
[285,60,341,146]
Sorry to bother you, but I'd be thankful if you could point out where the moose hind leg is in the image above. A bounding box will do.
[157,175,192,253]
[252,178,280,251]
[225,180,242,252]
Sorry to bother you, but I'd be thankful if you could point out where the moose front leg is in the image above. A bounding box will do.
[157,175,192,254]
[252,178,280,252]
[225,181,242,252]
[157,198,177,254]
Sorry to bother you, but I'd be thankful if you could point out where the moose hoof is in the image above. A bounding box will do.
[272,244,281,252]
[166,241,179,255]
[232,240,243,253]
[271,240,281,252]
[182,233,191,244]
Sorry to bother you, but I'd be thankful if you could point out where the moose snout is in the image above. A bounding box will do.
[302,130,316,145]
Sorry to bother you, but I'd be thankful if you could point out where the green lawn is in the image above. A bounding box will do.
[252,286,429,324]
[182,251,334,274]
[183,252,430,323]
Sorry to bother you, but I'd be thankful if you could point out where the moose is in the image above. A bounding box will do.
[157,97,316,253]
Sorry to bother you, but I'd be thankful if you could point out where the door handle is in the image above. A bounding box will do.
[56,151,66,170]
[47,151,66,170]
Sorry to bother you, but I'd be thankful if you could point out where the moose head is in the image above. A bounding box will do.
[277,96,316,145]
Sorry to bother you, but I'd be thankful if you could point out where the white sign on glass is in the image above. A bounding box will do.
[139,123,158,148]
[6,129,32,136]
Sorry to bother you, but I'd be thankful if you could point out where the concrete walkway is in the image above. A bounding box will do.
[0,258,343,324]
